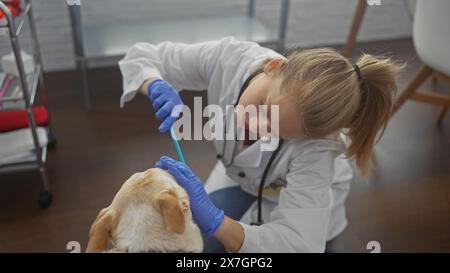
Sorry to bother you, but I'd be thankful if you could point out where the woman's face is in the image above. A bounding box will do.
[237,63,302,140]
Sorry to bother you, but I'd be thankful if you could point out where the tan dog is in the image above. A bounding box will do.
[86,168,203,253]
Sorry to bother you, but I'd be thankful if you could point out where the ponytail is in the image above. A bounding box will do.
[345,54,403,179]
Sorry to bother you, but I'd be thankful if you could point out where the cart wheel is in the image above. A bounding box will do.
[47,131,57,150]
[38,191,53,208]
[47,137,57,150]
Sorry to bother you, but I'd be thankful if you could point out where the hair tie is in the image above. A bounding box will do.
[353,64,362,81]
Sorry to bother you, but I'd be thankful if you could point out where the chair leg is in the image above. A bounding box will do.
[437,94,450,124]
[431,75,438,86]
[393,66,433,114]
[433,71,450,124]
[342,0,367,58]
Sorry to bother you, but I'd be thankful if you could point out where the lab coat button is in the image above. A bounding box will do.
[238,172,246,178]
[216,154,222,159]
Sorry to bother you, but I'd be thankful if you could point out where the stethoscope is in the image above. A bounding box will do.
[216,72,284,226]
[251,139,283,226]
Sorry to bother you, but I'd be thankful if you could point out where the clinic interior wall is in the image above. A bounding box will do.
[0,0,414,72]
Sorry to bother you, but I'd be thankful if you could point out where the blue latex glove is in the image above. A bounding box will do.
[147,79,183,133]
[155,156,224,237]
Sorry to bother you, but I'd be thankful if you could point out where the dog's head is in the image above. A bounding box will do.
[86,168,203,253]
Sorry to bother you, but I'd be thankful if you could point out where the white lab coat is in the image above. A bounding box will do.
[119,37,354,253]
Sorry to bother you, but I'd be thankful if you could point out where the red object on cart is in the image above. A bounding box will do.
[0,106,49,132]
[0,0,22,19]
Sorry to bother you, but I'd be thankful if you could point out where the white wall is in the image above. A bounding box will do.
[0,0,414,72]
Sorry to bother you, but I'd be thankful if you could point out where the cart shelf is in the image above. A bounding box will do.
[0,141,47,174]
[0,63,41,110]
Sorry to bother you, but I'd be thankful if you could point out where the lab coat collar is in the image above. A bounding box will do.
[232,137,280,168]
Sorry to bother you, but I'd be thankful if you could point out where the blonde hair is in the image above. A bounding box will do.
[273,48,402,179]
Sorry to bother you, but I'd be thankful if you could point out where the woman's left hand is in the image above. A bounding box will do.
[155,156,224,237]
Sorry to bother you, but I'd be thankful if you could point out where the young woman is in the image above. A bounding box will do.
[119,37,401,252]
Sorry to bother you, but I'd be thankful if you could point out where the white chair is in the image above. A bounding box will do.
[394,0,450,123]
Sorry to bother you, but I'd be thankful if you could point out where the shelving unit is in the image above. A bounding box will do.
[0,0,53,208]
[68,0,290,111]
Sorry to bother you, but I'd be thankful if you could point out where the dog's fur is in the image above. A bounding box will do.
[86,168,203,253]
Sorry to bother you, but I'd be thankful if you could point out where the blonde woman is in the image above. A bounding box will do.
[119,37,401,252]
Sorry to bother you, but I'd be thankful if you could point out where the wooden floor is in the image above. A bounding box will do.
[0,38,449,253]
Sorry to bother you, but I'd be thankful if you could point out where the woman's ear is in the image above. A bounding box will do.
[263,59,286,75]
[86,207,115,253]
[156,190,186,234]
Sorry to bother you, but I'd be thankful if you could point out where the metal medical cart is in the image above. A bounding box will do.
[0,0,53,207]
[68,0,290,111]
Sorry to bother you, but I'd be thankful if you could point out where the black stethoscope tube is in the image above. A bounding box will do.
[251,139,283,226]
[217,72,284,226]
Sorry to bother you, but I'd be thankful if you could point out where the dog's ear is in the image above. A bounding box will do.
[156,190,185,234]
[86,207,115,253]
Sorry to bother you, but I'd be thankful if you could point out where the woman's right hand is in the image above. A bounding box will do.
[147,79,183,133]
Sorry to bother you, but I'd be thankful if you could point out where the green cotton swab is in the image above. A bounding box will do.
[170,127,186,163]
